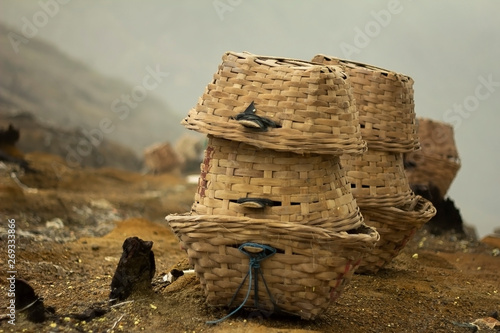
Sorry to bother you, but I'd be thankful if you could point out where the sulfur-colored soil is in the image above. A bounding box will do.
[0,153,499,333]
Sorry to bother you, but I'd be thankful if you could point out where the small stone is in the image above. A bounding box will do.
[91,244,100,251]
[90,198,114,210]
[412,253,419,259]
[471,317,500,330]
[46,218,64,229]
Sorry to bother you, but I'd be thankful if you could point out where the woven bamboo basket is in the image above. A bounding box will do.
[356,195,436,274]
[166,214,379,319]
[193,135,364,231]
[340,150,413,207]
[143,142,181,173]
[404,118,460,197]
[182,51,367,155]
[311,54,419,153]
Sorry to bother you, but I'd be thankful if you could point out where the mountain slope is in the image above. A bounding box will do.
[0,22,184,155]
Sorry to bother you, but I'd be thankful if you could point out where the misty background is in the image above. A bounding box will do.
[0,1,499,237]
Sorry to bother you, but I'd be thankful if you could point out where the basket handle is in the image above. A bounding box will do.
[236,198,274,209]
[239,242,277,262]
[235,101,277,131]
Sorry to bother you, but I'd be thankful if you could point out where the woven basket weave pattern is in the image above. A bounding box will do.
[164,50,445,318]
[357,195,436,274]
[340,150,413,207]
[193,136,363,231]
[413,118,459,160]
[405,118,460,197]
[311,54,419,152]
[183,52,366,155]
[167,214,379,319]
[405,154,460,198]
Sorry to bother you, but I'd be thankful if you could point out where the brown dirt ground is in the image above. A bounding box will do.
[0,153,499,333]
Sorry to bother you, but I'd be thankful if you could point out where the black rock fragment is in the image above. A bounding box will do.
[109,237,156,303]
[16,278,49,323]
[0,124,34,173]
[69,307,108,321]
[411,183,464,235]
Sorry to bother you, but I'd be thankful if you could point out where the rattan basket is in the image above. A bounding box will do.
[166,214,379,319]
[356,195,436,274]
[311,54,419,153]
[404,118,460,197]
[340,150,413,207]
[183,51,367,155]
[193,135,364,231]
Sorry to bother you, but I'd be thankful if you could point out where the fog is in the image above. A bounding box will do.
[1,0,499,237]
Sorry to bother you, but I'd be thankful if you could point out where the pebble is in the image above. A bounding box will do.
[90,198,114,210]
[46,218,64,229]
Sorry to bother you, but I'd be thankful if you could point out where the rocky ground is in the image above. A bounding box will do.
[0,152,499,333]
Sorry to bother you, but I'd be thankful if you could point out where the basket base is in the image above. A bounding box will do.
[166,214,379,319]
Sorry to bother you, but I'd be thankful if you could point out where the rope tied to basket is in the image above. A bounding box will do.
[234,101,278,131]
[206,242,277,324]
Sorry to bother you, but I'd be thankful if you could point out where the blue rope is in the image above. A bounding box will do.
[206,243,276,324]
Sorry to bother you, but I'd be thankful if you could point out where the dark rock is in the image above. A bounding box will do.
[411,183,464,236]
[0,124,19,145]
[15,278,47,323]
[69,307,108,321]
[0,124,33,172]
[109,237,156,302]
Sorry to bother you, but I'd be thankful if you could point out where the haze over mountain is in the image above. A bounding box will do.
[1,1,499,237]
[0,21,183,155]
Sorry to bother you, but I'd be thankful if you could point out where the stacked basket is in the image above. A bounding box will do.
[311,55,436,274]
[167,51,379,319]
[404,117,461,198]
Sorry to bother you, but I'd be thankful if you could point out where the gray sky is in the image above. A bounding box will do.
[1,1,499,237]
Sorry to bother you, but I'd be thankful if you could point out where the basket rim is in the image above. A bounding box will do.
[360,195,437,226]
[231,51,347,74]
[312,54,413,80]
[354,190,415,207]
[166,213,380,244]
